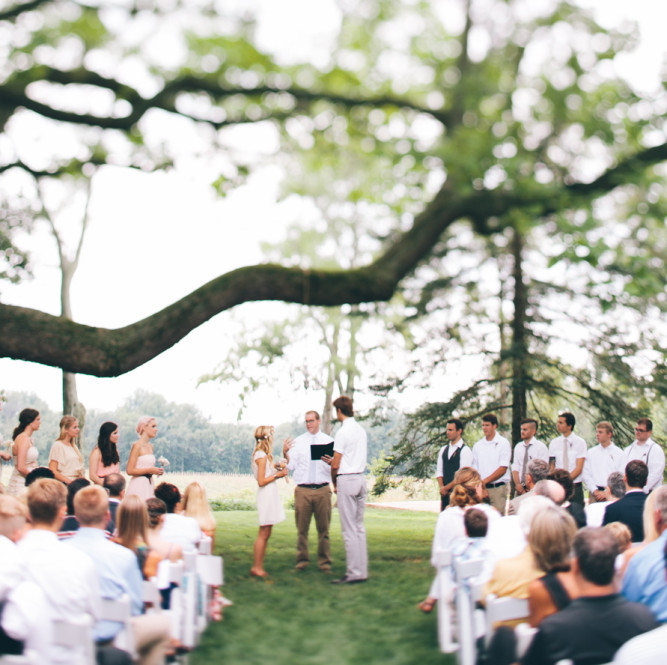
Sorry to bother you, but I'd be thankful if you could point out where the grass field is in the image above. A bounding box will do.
[192,507,450,665]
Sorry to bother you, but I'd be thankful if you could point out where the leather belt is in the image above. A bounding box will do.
[297,483,329,489]
[485,482,507,489]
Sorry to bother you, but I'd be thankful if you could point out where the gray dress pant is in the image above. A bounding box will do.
[336,474,368,580]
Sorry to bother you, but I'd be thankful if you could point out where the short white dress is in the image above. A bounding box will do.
[7,441,39,496]
[252,451,285,526]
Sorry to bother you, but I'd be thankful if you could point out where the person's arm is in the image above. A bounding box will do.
[527,578,558,628]
[126,442,163,477]
[512,470,525,494]
[255,455,287,487]
[330,451,343,492]
[15,434,31,477]
[645,444,665,491]
[483,466,508,485]
[570,457,585,481]
[89,448,103,485]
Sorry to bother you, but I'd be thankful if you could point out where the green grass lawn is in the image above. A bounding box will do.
[192,507,454,665]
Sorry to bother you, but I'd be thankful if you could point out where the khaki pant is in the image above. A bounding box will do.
[294,485,332,569]
[486,484,509,514]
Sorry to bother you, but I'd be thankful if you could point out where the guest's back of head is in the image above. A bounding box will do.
[607,472,626,500]
[146,497,167,529]
[548,468,574,503]
[27,478,66,526]
[25,466,55,487]
[450,467,482,508]
[464,508,488,538]
[0,494,28,541]
[574,527,619,586]
[66,478,91,515]
[625,460,649,490]
[103,473,126,498]
[74,485,109,527]
[116,495,149,549]
[154,482,181,513]
[183,482,216,532]
[528,504,577,573]
[533,479,565,505]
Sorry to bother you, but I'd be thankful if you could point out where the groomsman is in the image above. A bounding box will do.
[549,412,587,505]
[471,414,511,512]
[511,418,549,496]
[582,422,625,503]
[623,418,665,493]
[435,418,473,511]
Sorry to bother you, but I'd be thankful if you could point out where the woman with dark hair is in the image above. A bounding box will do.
[89,421,121,486]
[154,482,202,552]
[48,415,85,484]
[7,408,41,496]
[57,477,91,539]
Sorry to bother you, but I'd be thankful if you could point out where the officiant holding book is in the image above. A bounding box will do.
[282,410,334,573]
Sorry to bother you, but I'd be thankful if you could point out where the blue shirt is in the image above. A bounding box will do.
[622,530,667,622]
[67,527,143,641]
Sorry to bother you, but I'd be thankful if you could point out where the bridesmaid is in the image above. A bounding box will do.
[250,425,287,578]
[126,415,164,500]
[89,421,121,485]
[7,408,41,496]
[48,416,85,485]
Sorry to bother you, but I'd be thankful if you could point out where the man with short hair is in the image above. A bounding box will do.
[103,473,126,526]
[68,485,171,665]
[329,395,368,584]
[548,412,587,505]
[602,460,648,542]
[435,418,473,511]
[548,468,586,528]
[472,414,512,513]
[282,410,334,572]
[622,485,667,621]
[16,478,101,664]
[511,418,549,498]
[508,459,549,515]
[521,527,657,665]
[585,471,626,527]
[582,421,625,503]
[623,418,665,492]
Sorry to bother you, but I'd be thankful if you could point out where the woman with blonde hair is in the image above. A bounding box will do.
[526,506,579,626]
[250,425,288,578]
[126,416,164,500]
[115,495,152,572]
[7,408,41,496]
[418,466,500,612]
[183,482,217,548]
[48,415,85,485]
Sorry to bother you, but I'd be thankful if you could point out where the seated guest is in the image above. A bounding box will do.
[418,467,500,613]
[548,468,586,528]
[521,528,657,665]
[24,466,55,486]
[182,482,217,549]
[620,488,661,575]
[603,460,649,543]
[508,459,549,515]
[585,471,625,527]
[58,477,91,539]
[485,499,573,614]
[622,485,667,621]
[154,482,202,551]
[103,472,126,526]
[68,485,171,665]
[16,478,102,665]
[604,522,632,554]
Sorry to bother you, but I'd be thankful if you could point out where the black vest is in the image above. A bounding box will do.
[440,445,463,511]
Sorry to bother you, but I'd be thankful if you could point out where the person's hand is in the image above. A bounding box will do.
[276,468,288,478]
[439,486,447,496]
[282,437,294,456]
[515,485,526,495]
[593,489,606,502]
[0,450,11,461]
[153,467,164,476]
[321,455,333,466]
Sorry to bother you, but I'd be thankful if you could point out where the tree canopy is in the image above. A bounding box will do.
[0,0,665,385]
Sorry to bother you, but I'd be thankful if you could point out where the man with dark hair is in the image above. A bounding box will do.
[103,473,126,525]
[472,413,512,512]
[548,412,587,505]
[24,466,55,486]
[521,527,657,665]
[622,485,667,621]
[548,468,586,528]
[511,418,548,500]
[435,417,473,511]
[329,395,368,584]
[463,508,488,539]
[585,471,626,527]
[602,460,649,542]
[623,418,665,492]
[282,410,334,572]
[582,421,625,503]
[508,459,549,515]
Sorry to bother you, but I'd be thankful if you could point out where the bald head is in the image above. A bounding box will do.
[533,479,566,505]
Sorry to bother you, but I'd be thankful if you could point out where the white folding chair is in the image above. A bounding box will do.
[52,615,96,665]
[197,536,212,555]
[98,595,136,659]
[435,549,456,654]
[454,558,485,665]
[196,555,223,630]
[142,579,163,613]
[484,594,529,647]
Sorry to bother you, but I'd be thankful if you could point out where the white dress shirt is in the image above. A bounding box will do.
[511,438,549,482]
[585,499,614,527]
[472,434,512,483]
[548,432,587,478]
[581,442,625,493]
[16,529,100,665]
[287,430,333,485]
[435,441,474,478]
[160,513,202,551]
[624,437,666,492]
[333,417,367,475]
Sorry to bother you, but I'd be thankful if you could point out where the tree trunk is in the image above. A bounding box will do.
[510,227,528,444]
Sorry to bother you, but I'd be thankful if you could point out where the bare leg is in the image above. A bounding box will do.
[251,525,272,576]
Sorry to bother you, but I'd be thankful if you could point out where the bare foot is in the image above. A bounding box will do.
[250,568,269,578]
[417,597,437,613]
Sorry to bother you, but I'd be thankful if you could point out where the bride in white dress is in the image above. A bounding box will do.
[7,408,41,496]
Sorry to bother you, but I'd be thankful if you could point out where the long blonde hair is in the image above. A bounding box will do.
[252,426,274,465]
[183,482,216,532]
[116,495,149,551]
[57,415,83,463]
